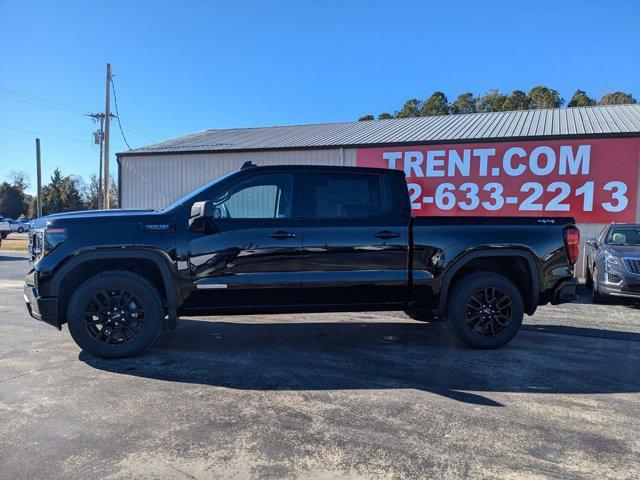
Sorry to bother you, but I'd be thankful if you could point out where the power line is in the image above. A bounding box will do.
[0,124,86,142]
[0,85,167,140]
[0,86,93,113]
[110,76,132,150]
[0,94,89,116]
[120,123,164,141]
[121,119,166,139]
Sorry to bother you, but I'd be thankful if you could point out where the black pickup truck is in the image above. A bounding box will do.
[24,164,579,358]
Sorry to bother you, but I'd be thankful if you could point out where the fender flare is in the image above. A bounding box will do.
[52,248,182,325]
[437,248,540,317]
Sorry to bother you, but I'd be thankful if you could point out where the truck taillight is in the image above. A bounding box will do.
[564,226,580,265]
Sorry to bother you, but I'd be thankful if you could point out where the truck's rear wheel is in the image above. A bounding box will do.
[67,271,163,358]
[446,272,523,349]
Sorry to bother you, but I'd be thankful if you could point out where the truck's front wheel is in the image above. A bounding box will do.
[67,271,164,358]
[446,272,523,349]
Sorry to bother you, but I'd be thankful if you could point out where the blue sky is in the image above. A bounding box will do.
[1,0,639,194]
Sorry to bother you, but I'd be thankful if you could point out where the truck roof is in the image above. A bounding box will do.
[240,164,405,176]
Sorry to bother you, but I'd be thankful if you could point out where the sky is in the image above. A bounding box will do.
[1,0,639,195]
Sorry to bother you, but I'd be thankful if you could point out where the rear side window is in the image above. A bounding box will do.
[307,172,386,218]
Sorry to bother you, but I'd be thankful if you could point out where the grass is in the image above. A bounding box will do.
[0,235,29,251]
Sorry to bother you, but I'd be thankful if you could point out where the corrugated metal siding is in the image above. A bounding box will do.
[120,148,355,209]
[123,105,640,155]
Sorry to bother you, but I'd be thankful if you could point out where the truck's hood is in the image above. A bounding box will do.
[32,209,159,228]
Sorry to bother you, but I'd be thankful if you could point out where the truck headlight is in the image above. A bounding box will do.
[44,227,67,253]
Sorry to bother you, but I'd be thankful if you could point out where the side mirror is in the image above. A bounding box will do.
[586,239,598,248]
[189,200,214,231]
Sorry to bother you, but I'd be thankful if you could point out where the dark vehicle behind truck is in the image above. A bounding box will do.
[24,164,579,358]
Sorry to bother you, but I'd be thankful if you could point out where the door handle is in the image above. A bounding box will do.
[269,230,296,239]
[374,230,399,239]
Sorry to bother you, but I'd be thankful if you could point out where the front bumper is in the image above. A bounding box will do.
[551,277,578,305]
[23,284,61,330]
[598,281,640,299]
[596,262,640,299]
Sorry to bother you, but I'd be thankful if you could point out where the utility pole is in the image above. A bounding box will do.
[98,114,104,208]
[35,138,42,218]
[88,113,105,208]
[104,63,112,209]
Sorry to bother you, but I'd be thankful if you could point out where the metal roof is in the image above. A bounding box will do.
[121,104,640,156]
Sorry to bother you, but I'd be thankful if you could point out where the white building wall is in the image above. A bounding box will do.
[119,148,356,210]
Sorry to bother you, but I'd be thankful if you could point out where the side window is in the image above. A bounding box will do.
[307,172,386,219]
[212,173,293,219]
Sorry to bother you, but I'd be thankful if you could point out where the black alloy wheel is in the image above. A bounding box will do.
[84,289,145,345]
[446,272,524,349]
[67,271,163,358]
[465,286,512,337]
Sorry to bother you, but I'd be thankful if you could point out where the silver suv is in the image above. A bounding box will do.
[586,223,640,302]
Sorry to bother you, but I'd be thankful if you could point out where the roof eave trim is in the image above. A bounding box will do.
[116,131,640,158]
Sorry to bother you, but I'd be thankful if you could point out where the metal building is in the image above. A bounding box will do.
[117,104,640,276]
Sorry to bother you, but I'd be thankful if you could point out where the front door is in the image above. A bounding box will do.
[186,171,302,311]
[300,170,408,306]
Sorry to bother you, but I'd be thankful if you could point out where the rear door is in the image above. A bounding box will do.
[300,169,409,306]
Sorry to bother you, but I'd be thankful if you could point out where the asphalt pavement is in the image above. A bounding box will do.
[0,251,638,479]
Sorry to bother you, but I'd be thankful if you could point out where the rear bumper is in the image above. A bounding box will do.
[23,284,61,330]
[551,278,578,305]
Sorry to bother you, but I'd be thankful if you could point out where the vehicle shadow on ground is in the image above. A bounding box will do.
[0,255,27,262]
[80,318,640,408]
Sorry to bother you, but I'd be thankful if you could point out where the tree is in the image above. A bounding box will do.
[108,176,119,209]
[84,175,103,210]
[27,168,86,217]
[60,176,85,212]
[378,112,393,120]
[43,168,65,215]
[567,90,596,107]
[599,91,637,105]
[395,98,421,118]
[450,93,476,114]
[0,182,26,218]
[358,115,374,121]
[10,171,30,192]
[476,90,508,112]
[527,86,564,109]
[503,90,531,111]
[421,91,449,116]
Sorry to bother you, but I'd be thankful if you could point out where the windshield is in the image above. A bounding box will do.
[606,227,640,246]
[162,170,238,211]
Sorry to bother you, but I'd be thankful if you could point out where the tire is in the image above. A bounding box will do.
[404,308,434,322]
[585,268,593,290]
[0,232,7,239]
[592,279,608,304]
[17,227,24,233]
[67,271,164,358]
[445,272,524,349]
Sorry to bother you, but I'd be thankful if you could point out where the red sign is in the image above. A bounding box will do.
[356,138,640,223]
